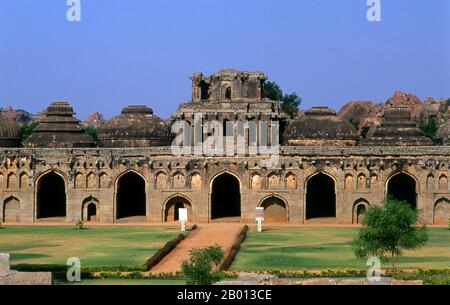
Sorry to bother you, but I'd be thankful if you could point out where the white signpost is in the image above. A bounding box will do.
[179,208,188,232]
[255,207,264,233]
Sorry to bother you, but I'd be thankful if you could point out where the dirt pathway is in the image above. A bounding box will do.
[149,223,243,274]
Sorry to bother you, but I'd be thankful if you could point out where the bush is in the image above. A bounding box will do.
[352,197,428,269]
[220,225,248,271]
[75,219,85,230]
[145,234,186,271]
[182,246,225,285]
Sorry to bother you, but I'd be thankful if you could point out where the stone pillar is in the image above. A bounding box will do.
[0,253,10,277]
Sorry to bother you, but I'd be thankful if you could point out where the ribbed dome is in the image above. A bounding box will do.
[364,106,433,146]
[25,100,96,148]
[437,120,450,145]
[283,107,359,146]
[99,105,172,147]
[0,113,21,147]
[46,100,75,116]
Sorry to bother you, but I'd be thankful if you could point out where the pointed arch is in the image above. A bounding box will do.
[352,198,370,224]
[386,171,418,208]
[163,193,193,222]
[3,196,20,223]
[86,172,96,189]
[210,171,241,220]
[19,172,29,189]
[115,170,146,221]
[258,194,289,223]
[82,196,99,222]
[305,172,337,222]
[36,170,66,220]
[433,197,450,225]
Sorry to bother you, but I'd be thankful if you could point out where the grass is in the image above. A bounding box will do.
[0,226,180,269]
[55,278,186,285]
[231,227,450,271]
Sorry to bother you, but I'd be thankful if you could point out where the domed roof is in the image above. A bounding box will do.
[364,106,433,146]
[283,107,359,146]
[0,112,21,147]
[437,120,450,145]
[99,105,172,147]
[25,100,96,148]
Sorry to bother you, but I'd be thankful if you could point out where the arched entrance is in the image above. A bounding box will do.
[352,199,370,224]
[164,196,193,222]
[260,196,288,223]
[37,172,66,220]
[3,196,20,223]
[433,198,450,225]
[116,171,146,222]
[306,173,336,222]
[211,172,241,221]
[82,197,99,222]
[387,172,417,208]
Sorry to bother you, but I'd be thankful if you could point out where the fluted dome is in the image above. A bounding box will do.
[0,113,21,147]
[25,100,96,148]
[364,106,433,146]
[283,107,359,146]
[99,105,172,147]
[437,120,450,145]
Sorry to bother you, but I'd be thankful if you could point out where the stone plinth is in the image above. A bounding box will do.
[0,253,52,285]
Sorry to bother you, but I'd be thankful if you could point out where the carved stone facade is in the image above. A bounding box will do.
[0,146,449,225]
[0,69,449,225]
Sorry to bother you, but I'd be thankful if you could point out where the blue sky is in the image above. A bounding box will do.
[0,0,449,120]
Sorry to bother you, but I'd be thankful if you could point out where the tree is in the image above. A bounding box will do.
[352,197,428,269]
[20,121,39,143]
[263,81,283,102]
[263,81,302,118]
[85,126,99,142]
[419,117,437,143]
[181,246,224,285]
[280,93,302,118]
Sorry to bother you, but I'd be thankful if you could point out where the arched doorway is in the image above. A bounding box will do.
[387,173,417,208]
[211,172,241,221]
[116,172,146,221]
[37,172,66,220]
[352,199,370,224]
[306,173,336,222]
[82,197,99,222]
[164,196,193,222]
[433,198,450,225]
[260,196,288,223]
[3,196,20,223]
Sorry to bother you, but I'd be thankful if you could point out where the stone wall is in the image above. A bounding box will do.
[0,146,448,225]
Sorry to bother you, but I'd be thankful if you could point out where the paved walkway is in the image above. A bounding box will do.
[149,223,243,274]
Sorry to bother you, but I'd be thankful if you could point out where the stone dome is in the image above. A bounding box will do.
[283,107,359,146]
[0,112,21,147]
[364,106,433,146]
[437,120,450,145]
[25,100,96,148]
[99,105,172,147]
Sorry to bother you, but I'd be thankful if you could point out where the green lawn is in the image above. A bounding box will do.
[56,278,186,285]
[231,227,450,271]
[0,226,179,269]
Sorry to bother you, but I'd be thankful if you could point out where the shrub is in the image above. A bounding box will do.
[145,234,185,271]
[181,246,225,285]
[352,197,428,269]
[220,225,248,271]
[75,219,85,230]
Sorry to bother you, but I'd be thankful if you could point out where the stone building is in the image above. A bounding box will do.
[0,69,449,225]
